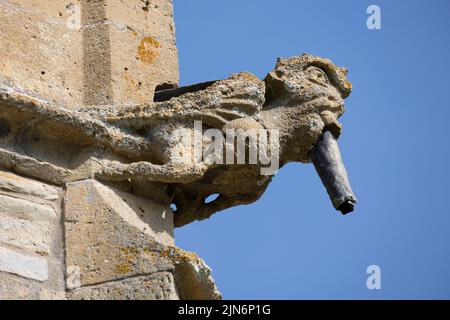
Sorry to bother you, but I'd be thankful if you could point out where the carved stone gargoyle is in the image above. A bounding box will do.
[0,53,356,227]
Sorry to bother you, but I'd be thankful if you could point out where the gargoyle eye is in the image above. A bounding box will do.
[305,67,330,84]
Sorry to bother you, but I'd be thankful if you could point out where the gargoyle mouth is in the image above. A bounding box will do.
[311,128,357,214]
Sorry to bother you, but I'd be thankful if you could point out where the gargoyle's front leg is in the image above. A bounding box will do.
[174,193,262,227]
[96,160,208,184]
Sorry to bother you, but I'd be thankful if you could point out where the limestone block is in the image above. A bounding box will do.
[0,194,57,254]
[0,170,59,201]
[0,0,83,107]
[0,246,48,281]
[82,0,179,106]
[105,0,175,29]
[166,247,222,300]
[8,0,82,19]
[109,26,179,107]
[0,272,59,299]
[64,179,175,288]
[0,170,65,299]
[68,272,179,300]
[0,0,178,108]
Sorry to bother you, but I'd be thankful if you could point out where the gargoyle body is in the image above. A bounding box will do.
[0,54,356,227]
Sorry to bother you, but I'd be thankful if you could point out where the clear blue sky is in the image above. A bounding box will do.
[173,0,450,299]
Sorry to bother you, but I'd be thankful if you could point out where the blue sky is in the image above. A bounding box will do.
[173,0,450,299]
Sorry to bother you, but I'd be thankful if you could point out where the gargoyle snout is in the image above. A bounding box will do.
[311,129,357,214]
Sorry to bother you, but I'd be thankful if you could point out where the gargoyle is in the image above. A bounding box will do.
[0,53,357,227]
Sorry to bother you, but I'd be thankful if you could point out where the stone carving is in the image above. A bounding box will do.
[0,0,358,300]
[0,53,356,229]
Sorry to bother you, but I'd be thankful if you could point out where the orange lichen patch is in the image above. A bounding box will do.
[161,247,201,264]
[236,72,260,83]
[114,263,132,275]
[120,247,140,255]
[138,37,161,64]
[114,247,140,275]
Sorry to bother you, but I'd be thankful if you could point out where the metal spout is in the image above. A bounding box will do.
[311,130,357,214]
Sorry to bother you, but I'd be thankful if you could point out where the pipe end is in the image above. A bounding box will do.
[337,198,356,215]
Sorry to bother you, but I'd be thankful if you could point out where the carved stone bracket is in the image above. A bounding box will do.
[0,54,355,229]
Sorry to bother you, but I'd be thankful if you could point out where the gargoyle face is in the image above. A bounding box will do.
[263,54,356,214]
[263,54,352,163]
[265,54,352,101]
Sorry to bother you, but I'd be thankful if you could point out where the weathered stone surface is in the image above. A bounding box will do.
[0,170,59,201]
[0,0,358,301]
[64,179,221,299]
[0,0,178,109]
[68,272,179,300]
[88,54,353,227]
[166,247,222,300]
[0,0,83,107]
[102,0,179,106]
[0,0,225,301]
[65,179,174,245]
[64,179,175,288]
[81,0,179,106]
[0,194,57,253]
[1,52,353,229]
[109,26,179,107]
[0,246,48,281]
[0,170,65,299]
[0,271,65,300]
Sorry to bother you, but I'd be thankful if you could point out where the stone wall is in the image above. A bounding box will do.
[0,170,65,299]
[0,170,220,300]
[0,0,179,108]
[0,0,221,300]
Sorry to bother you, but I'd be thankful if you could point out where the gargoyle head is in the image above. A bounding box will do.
[261,54,356,214]
[262,54,352,164]
[164,54,357,226]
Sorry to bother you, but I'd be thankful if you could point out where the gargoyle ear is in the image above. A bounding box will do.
[263,70,287,107]
[275,56,290,69]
